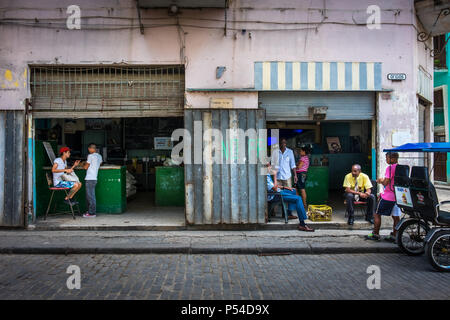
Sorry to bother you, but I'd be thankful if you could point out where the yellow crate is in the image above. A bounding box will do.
[308,205,332,221]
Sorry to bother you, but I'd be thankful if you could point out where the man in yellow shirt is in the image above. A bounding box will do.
[343,164,375,225]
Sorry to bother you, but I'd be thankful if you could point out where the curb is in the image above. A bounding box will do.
[31,222,374,231]
[0,245,400,255]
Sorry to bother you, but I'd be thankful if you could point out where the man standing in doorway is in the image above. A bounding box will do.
[82,143,103,218]
[272,138,298,220]
[343,164,375,225]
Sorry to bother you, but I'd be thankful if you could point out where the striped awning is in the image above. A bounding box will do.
[254,61,382,91]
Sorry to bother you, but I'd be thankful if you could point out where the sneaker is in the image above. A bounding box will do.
[64,199,78,205]
[365,233,381,241]
[83,213,96,218]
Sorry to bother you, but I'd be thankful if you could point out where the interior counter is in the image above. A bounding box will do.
[155,166,185,206]
[305,166,329,205]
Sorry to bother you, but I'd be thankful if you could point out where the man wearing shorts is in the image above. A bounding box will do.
[366,152,399,242]
[52,147,82,205]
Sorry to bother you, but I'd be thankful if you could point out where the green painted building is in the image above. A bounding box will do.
[434,34,450,183]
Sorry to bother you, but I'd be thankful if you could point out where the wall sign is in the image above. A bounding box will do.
[154,137,173,150]
[392,130,410,146]
[210,98,233,109]
[387,73,406,81]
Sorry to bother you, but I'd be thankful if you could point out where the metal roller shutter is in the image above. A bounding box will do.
[0,111,25,227]
[259,91,375,121]
[30,65,185,118]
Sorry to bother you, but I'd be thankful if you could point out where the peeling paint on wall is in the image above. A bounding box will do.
[0,68,27,90]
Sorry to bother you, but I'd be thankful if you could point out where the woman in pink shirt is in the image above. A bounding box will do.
[295,145,311,208]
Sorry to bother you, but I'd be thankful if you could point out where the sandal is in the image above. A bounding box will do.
[365,233,381,241]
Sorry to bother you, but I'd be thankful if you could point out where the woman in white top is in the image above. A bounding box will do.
[51,146,82,205]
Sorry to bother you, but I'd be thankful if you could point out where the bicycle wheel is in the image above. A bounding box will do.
[426,230,450,272]
[397,219,430,256]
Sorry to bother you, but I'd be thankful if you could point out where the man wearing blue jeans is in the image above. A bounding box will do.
[267,164,314,232]
[82,143,103,218]
[271,138,298,220]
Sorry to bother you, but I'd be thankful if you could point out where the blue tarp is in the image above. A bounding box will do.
[383,142,450,153]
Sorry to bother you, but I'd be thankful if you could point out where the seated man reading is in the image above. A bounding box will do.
[267,163,314,232]
[343,164,375,225]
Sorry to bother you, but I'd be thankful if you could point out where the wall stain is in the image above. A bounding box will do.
[1,68,27,90]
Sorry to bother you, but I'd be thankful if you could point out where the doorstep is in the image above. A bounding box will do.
[434,181,450,190]
[31,217,373,231]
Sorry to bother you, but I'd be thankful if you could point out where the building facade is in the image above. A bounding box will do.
[433,33,450,183]
[0,0,435,227]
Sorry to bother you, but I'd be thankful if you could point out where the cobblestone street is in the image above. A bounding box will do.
[0,253,448,300]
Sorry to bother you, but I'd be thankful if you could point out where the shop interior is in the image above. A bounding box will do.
[267,120,373,221]
[34,116,374,226]
[34,117,186,226]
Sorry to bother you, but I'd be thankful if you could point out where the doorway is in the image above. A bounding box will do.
[33,116,186,228]
[266,120,373,223]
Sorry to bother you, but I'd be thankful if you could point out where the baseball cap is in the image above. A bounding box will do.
[59,146,70,154]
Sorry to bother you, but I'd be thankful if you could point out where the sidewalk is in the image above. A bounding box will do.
[0,229,400,255]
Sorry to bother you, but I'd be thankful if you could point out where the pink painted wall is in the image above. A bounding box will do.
[0,0,429,96]
[0,0,434,177]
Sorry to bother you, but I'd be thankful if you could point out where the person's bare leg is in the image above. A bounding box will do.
[373,213,382,235]
[69,183,81,199]
[392,216,400,236]
[300,189,307,208]
[67,186,77,199]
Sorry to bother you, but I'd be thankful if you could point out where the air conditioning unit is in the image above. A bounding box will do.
[308,107,328,121]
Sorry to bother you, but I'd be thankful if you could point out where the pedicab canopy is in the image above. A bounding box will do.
[383,143,450,153]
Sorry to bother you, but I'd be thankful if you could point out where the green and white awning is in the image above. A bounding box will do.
[254,61,382,91]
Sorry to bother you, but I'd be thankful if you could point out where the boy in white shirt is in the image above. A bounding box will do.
[82,143,103,218]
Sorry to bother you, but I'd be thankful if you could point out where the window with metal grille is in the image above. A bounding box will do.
[30,65,185,116]
[434,88,444,111]
[434,35,447,70]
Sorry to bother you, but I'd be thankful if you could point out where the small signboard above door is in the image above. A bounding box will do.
[387,73,406,81]
[210,98,233,109]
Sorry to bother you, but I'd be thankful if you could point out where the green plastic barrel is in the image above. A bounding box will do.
[305,166,329,205]
[155,166,185,206]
